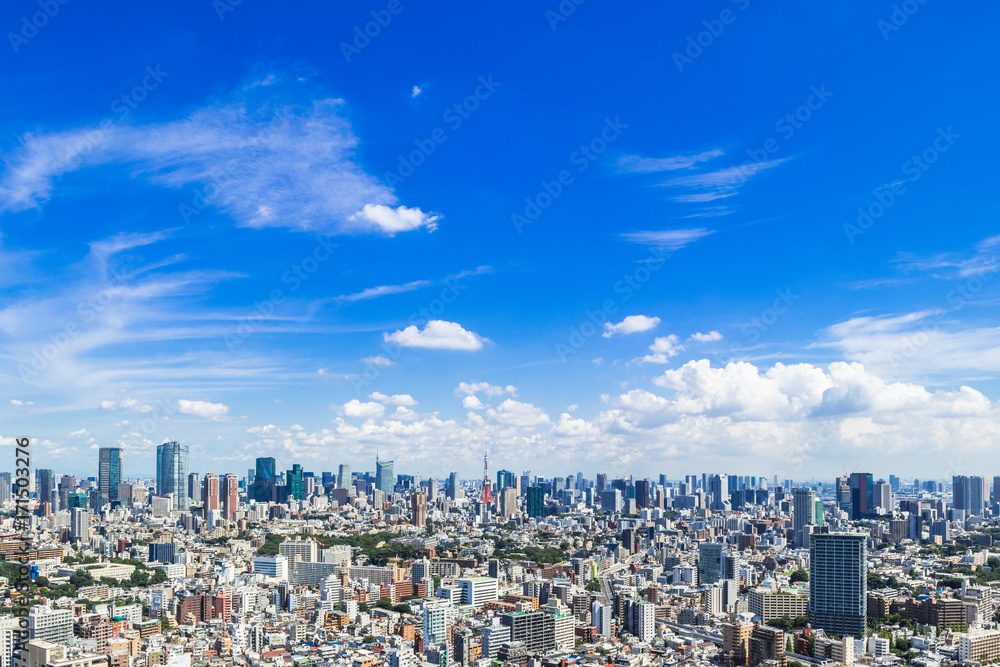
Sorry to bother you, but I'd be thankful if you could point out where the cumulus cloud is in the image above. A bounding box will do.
[637,335,684,364]
[603,315,661,337]
[462,395,485,410]
[486,399,551,427]
[455,382,517,397]
[101,397,156,413]
[384,320,487,351]
[10,399,34,406]
[177,399,229,420]
[347,204,439,236]
[369,392,417,406]
[339,399,386,418]
[689,331,722,342]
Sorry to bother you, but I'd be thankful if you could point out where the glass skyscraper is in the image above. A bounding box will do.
[156,441,189,510]
[286,464,304,500]
[98,447,122,504]
[375,459,394,493]
[809,531,866,639]
[36,469,55,511]
[254,457,276,502]
[338,463,352,490]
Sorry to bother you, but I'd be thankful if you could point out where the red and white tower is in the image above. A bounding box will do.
[481,450,493,504]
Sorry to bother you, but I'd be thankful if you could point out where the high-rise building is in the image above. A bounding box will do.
[35,469,55,513]
[874,480,893,511]
[698,542,723,585]
[287,464,304,500]
[848,472,873,519]
[253,457,276,503]
[188,472,201,503]
[156,441,190,510]
[98,447,122,504]
[0,471,11,503]
[600,489,623,514]
[57,474,76,510]
[223,473,238,520]
[376,459,394,493]
[202,473,220,519]
[411,491,427,528]
[953,475,988,516]
[447,472,463,500]
[793,487,816,547]
[527,486,545,517]
[338,463,352,490]
[70,507,89,542]
[809,531,866,639]
[635,480,652,509]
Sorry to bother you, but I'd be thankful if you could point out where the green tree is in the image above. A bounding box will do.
[789,570,809,583]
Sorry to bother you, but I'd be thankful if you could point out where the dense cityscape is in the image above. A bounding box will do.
[3,446,1000,667]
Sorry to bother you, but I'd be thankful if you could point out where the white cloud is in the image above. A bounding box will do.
[689,331,722,342]
[487,399,550,427]
[621,228,714,251]
[347,204,439,236]
[340,399,386,418]
[0,72,437,236]
[369,392,417,406]
[618,149,724,173]
[10,399,34,406]
[455,382,517,397]
[636,335,684,364]
[67,428,90,438]
[101,397,156,413]
[603,315,661,337]
[363,356,395,367]
[462,395,485,410]
[384,320,487,351]
[177,399,230,420]
[411,85,423,98]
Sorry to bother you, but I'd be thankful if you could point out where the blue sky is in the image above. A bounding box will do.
[2,1,1000,481]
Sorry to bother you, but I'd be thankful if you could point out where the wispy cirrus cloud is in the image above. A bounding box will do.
[0,70,438,236]
[621,146,790,214]
[621,228,714,251]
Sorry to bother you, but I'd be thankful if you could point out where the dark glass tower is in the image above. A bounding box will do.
[98,447,122,504]
[253,457,276,502]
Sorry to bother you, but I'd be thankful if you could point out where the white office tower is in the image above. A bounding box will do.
[624,599,655,642]
[482,621,511,659]
[252,555,288,582]
[389,647,418,667]
[321,574,343,610]
[279,538,318,563]
[0,616,22,667]
[592,601,612,637]
[423,603,448,646]
[27,607,73,643]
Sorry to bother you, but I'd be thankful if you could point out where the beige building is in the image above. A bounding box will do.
[748,589,809,622]
[960,629,1000,663]
[14,641,107,667]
